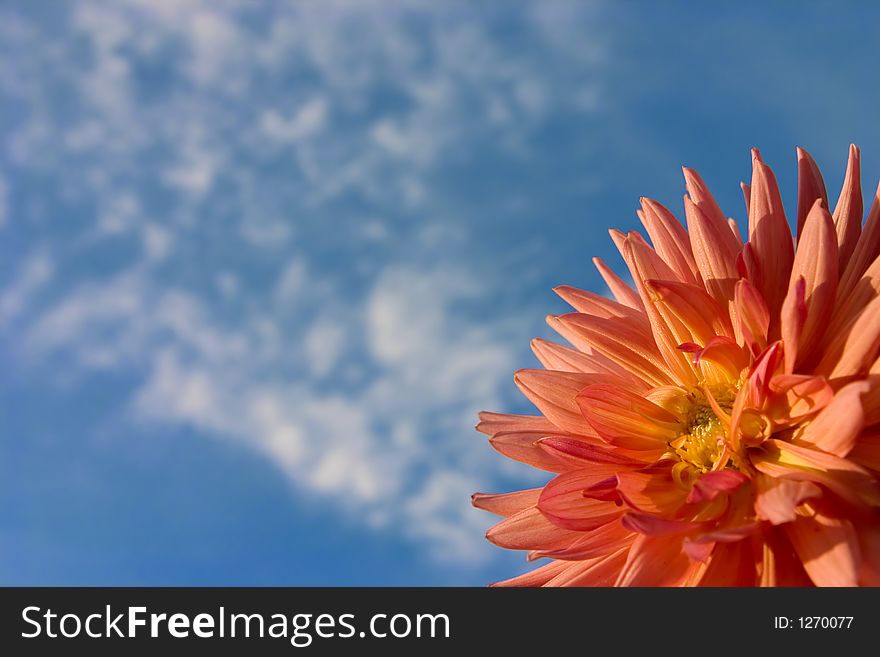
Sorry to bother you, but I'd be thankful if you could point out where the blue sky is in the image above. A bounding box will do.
[2,1,878,585]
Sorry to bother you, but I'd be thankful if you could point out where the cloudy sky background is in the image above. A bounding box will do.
[3,1,879,584]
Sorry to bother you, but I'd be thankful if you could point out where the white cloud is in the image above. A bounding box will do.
[4,0,611,563]
[0,252,53,326]
[261,98,328,144]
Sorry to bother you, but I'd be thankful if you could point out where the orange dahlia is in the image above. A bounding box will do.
[474,146,880,586]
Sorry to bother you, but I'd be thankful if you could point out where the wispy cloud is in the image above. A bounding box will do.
[2,0,611,563]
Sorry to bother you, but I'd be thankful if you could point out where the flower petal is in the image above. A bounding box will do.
[488,431,590,473]
[816,293,880,379]
[476,411,557,435]
[514,369,610,437]
[549,313,671,387]
[615,534,693,586]
[747,151,795,323]
[537,469,624,531]
[780,200,838,372]
[577,383,681,452]
[687,470,748,504]
[837,179,880,302]
[592,256,643,310]
[754,476,821,525]
[794,381,870,457]
[530,520,635,561]
[785,508,860,587]
[537,435,649,467]
[684,195,741,313]
[832,144,863,269]
[751,439,880,507]
[616,467,689,516]
[638,197,701,285]
[796,146,829,239]
[732,278,770,356]
[472,489,542,517]
[486,506,582,551]
[530,338,647,387]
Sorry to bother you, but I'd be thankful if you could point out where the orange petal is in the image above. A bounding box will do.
[645,278,734,342]
[537,469,624,531]
[472,489,543,517]
[696,538,757,586]
[831,144,863,269]
[549,313,671,387]
[794,381,870,457]
[616,467,689,516]
[577,383,681,452]
[476,411,557,435]
[622,237,700,386]
[837,179,880,301]
[486,506,582,551]
[764,373,833,427]
[489,431,592,473]
[760,526,814,586]
[537,435,650,467]
[592,256,643,310]
[816,293,880,379]
[615,534,693,586]
[785,507,860,587]
[554,285,650,327]
[683,166,728,230]
[530,338,647,387]
[685,195,741,311]
[638,197,701,285]
[780,200,838,372]
[751,439,880,507]
[754,476,821,525]
[732,278,770,356]
[545,548,630,586]
[530,519,635,561]
[687,470,748,504]
[848,428,880,474]
[490,559,574,587]
[795,146,828,240]
[514,369,610,437]
[747,153,795,323]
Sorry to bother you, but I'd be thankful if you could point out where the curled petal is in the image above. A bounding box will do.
[751,439,880,508]
[616,467,689,516]
[537,435,649,467]
[754,476,821,525]
[489,431,592,473]
[537,469,624,531]
[577,383,681,452]
[687,470,748,504]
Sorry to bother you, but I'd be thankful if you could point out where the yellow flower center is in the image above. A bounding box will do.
[667,384,736,486]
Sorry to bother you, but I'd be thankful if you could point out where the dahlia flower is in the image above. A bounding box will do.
[474,146,880,586]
